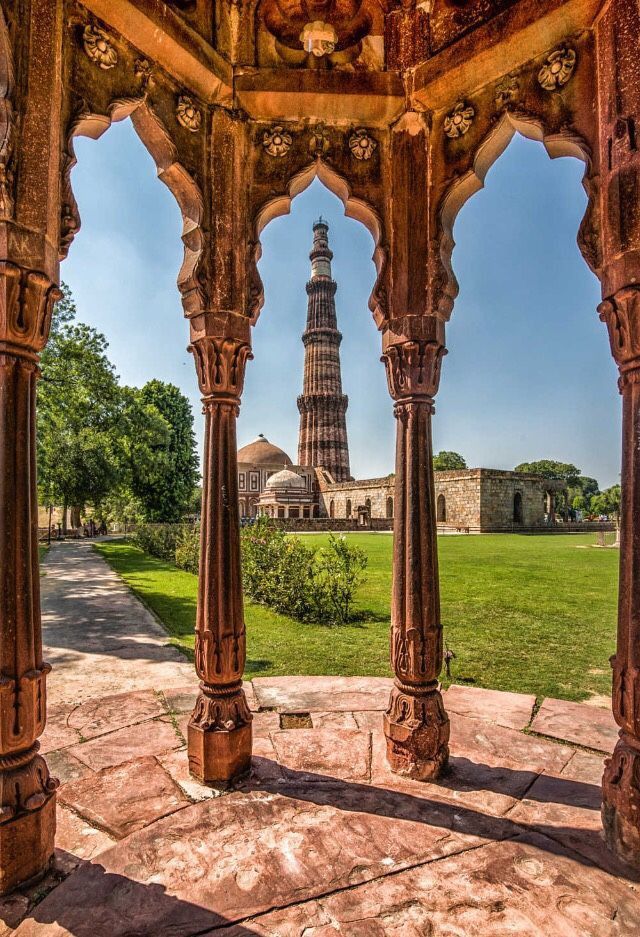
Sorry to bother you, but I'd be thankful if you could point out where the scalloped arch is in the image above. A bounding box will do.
[437,110,599,321]
[62,97,205,316]
[250,159,387,327]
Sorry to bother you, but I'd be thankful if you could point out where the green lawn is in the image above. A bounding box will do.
[94,533,619,702]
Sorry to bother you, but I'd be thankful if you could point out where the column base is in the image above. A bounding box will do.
[187,685,253,784]
[383,683,450,781]
[0,794,56,896]
[602,733,640,871]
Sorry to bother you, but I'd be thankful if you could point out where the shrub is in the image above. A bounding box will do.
[175,523,200,575]
[314,534,368,625]
[133,522,179,561]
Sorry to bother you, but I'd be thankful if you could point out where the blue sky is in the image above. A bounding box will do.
[63,121,621,488]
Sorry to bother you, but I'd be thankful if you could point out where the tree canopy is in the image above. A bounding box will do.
[433,451,467,471]
[514,460,581,485]
[37,284,200,526]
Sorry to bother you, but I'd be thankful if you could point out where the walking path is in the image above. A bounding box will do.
[41,540,194,709]
[0,542,636,934]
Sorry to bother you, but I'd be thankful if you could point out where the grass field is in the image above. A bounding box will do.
[94,533,619,702]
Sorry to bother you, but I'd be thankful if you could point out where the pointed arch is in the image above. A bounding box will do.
[249,159,387,326]
[437,111,599,320]
[61,97,205,316]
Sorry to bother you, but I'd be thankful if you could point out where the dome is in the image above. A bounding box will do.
[265,469,306,490]
[237,434,292,466]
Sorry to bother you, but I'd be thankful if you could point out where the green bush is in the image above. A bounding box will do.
[133,522,180,561]
[174,523,200,575]
[133,516,368,626]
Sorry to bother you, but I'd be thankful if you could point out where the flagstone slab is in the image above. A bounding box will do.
[444,684,536,731]
[68,718,182,771]
[450,714,574,775]
[58,756,189,839]
[208,833,640,937]
[40,707,82,754]
[270,728,372,782]
[508,773,633,879]
[157,748,220,803]
[561,749,606,786]
[15,787,481,936]
[252,676,393,713]
[531,698,618,753]
[46,749,94,785]
[56,806,116,862]
[310,711,359,729]
[67,689,167,741]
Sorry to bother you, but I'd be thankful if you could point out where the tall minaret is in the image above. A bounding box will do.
[297,219,351,481]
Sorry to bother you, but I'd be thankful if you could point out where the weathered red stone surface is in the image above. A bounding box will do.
[5,681,639,933]
[445,684,536,731]
[271,728,372,782]
[68,719,183,772]
[58,757,189,840]
[67,690,168,741]
[532,697,618,753]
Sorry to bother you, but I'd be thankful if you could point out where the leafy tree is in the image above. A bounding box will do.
[129,380,199,522]
[591,485,621,520]
[433,451,467,471]
[514,460,581,485]
[38,292,122,528]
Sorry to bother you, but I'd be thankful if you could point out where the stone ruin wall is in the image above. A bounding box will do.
[433,472,482,529]
[480,472,547,530]
[318,476,395,520]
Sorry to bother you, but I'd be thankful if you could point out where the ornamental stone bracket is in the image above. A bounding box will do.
[382,318,447,402]
[189,336,253,400]
[598,286,640,378]
[0,263,61,355]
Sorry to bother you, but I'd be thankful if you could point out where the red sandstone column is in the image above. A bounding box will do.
[596,0,640,870]
[187,327,253,783]
[0,265,59,891]
[382,317,450,779]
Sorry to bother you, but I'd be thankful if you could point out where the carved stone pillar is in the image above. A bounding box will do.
[0,263,59,892]
[187,317,253,783]
[382,316,450,780]
[600,287,640,867]
[596,0,640,871]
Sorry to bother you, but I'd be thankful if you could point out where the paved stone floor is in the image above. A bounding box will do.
[3,543,636,934]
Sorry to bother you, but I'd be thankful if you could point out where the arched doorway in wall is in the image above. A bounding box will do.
[437,494,447,523]
[365,497,372,518]
[386,496,393,519]
[346,498,352,518]
[513,492,524,525]
[329,500,335,518]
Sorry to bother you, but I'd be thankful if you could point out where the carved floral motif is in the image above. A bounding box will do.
[190,686,252,732]
[383,340,447,401]
[263,125,292,157]
[189,336,253,399]
[134,58,154,91]
[444,102,475,139]
[299,20,337,57]
[82,24,118,70]
[349,128,377,161]
[176,95,201,133]
[495,75,519,108]
[538,46,576,91]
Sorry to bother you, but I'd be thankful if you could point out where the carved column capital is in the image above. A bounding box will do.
[0,262,61,358]
[598,286,640,384]
[382,339,447,402]
[189,335,253,403]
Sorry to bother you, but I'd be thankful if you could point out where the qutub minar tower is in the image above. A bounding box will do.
[297,219,352,482]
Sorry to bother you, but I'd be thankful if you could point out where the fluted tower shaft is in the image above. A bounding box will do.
[297,220,351,481]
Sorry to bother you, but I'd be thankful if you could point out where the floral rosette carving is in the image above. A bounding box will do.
[82,24,118,70]
[263,126,292,158]
[349,128,377,161]
[538,46,576,91]
[176,95,201,133]
[444,102,475,139]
